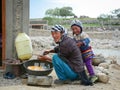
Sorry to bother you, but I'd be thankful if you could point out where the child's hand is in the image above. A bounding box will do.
[76,42,83,47]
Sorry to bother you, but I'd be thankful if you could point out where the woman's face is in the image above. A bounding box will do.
[71,25,81,35]
[51,31,62,43]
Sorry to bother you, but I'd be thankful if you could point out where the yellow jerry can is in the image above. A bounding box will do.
[15,33,33,60]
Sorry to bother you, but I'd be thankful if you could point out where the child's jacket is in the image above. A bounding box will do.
[73,32,94,60]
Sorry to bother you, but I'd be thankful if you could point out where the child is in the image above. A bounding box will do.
[71,20,98,83]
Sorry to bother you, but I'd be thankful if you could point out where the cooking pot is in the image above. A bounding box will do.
[23,59,53,76]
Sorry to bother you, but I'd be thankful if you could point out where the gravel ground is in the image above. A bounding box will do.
[0,71,22,86]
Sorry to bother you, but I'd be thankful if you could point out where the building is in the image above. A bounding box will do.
[30,19,48,30]
[0,0,29,69]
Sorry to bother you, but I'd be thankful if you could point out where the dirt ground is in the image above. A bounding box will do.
[0,63,120,90]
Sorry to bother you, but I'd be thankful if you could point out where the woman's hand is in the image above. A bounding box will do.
[37,55,52,62]
[43,50,50,55]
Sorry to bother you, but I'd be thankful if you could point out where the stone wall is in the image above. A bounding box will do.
[29,29,115,40]
[83,26,120,31]
[87,32,113,39]
[29,29,51,37]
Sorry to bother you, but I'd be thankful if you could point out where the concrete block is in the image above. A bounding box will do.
[27,75,53,86]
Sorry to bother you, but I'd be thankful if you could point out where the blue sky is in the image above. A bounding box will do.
[30,0,120,19]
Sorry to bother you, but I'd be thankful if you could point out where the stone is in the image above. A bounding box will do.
[98,63,109,69]
[109,64,120,70]
[97,73,109,83]
[92,55,105,66]
[95,66,109,75]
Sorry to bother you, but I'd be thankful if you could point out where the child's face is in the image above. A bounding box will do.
[71,25,81,35]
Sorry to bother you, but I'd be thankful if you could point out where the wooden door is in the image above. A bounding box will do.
[0,0,6,69]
